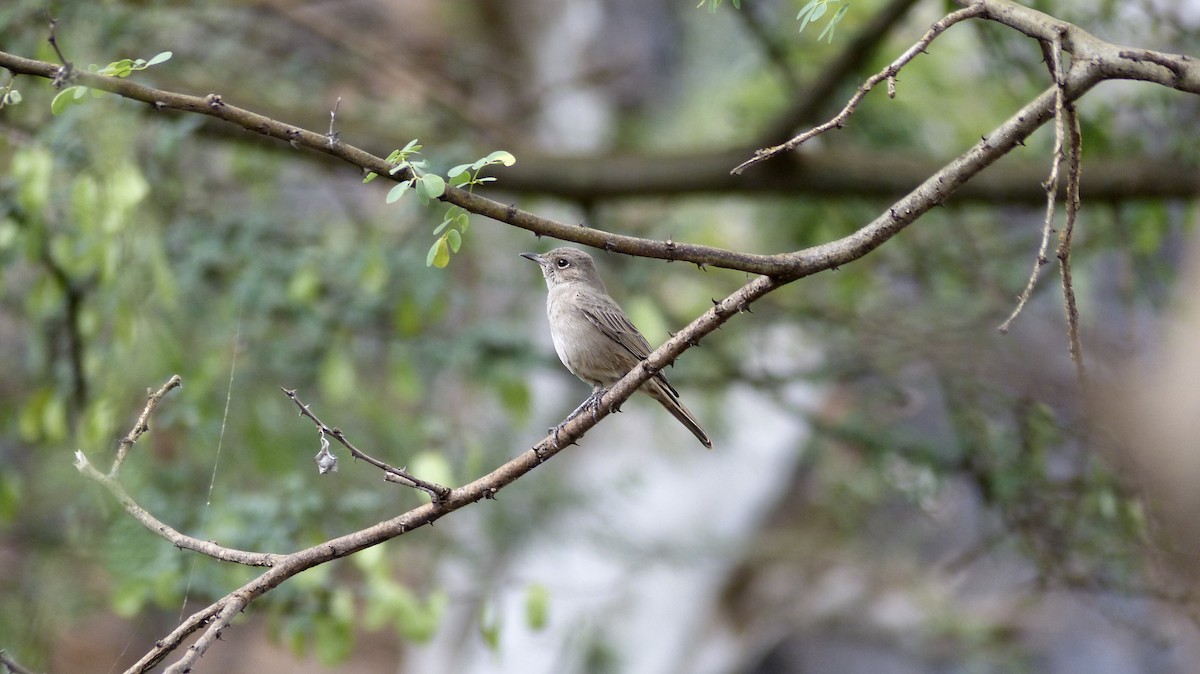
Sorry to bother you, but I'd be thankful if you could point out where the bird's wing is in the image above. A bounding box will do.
[580,301,680,396]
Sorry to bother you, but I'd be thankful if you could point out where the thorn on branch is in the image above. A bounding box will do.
[326,97,341,148]
[205,93,225,109]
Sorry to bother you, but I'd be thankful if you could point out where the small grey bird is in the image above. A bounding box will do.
[522,247,712,449]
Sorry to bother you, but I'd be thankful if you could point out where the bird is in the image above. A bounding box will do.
[521,247,712,449]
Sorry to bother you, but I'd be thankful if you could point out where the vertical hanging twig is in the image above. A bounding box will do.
[998,29,1069,334]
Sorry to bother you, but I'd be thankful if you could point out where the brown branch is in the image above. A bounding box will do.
[282,387,451,503]
[1,23,1198,275]
[75,452,281,567]
[123,600,225,674]
[160,594,248,674]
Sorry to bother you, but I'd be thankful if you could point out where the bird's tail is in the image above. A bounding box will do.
[645,379,713,449]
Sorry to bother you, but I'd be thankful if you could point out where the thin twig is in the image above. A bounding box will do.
[326,96,341,148]
[76,452,280,566]
[998,30,1068,334]
[1058,104,1086,383]
[282,388,452,503]
[45,17,73,89]
[0,649,39,674]
[110,374,182,475]
[731,3,987,175]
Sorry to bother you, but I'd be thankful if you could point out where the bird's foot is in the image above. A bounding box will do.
[564,387,609,423]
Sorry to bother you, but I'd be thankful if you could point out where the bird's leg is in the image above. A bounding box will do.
[549,387,613,448]
[562,386,608,423]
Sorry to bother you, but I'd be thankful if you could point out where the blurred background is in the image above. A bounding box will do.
[2,0,1200,672]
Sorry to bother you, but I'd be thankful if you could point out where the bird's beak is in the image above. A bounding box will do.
[520,252,545,265]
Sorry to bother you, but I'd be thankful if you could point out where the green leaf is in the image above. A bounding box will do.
[386,181,412,203]
[99,58,134,77]
[445,228,462,253]
[427,236,450,268]
[809,2,828,23]
[797,0,820,31]
[363,171,378,183]
[419,174,445,199]
[51,87,80,115]
[525,583,550,631]
[145,51,173,67]
[401,138,421,154]
[820,4,849,42]
[433,215,454,235]
[484,150,516,166]
[447,163,473,178]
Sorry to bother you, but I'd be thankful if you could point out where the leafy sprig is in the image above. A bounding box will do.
[51,51,172,115]
[373,142,515,268]
[797,1,851,43]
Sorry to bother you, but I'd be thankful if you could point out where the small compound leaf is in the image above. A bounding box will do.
[427,237,450,268]
[447,163,473,178]
[145,51,173,67]
[419,174,445,199]
[386,181,412,203]
[51,87,81,115]
[446,228,462,253]
[484,150,516,166]
[432,215,454,235]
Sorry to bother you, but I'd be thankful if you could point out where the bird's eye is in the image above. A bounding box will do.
[555,258,570,269]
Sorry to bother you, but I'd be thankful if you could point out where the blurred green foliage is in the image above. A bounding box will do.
[0,0,1197,670]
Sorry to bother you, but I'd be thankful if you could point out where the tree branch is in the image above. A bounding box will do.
[733,4,989,174]
[282,387,452,502]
